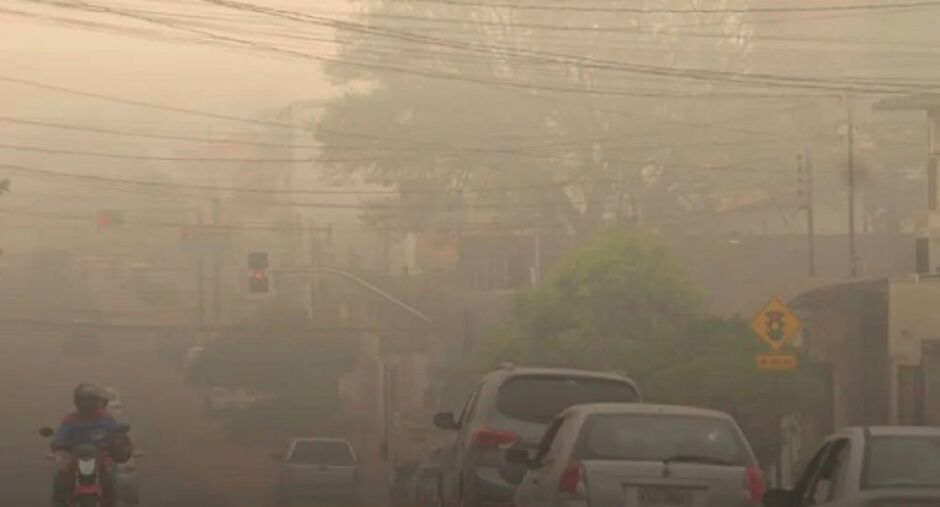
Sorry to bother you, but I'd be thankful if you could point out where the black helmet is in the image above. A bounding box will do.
[73,383,110,415]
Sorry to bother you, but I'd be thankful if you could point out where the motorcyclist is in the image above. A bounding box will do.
[51,383,132,507]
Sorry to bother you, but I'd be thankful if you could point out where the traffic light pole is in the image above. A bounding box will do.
[801,149,816,277]
[846,96,858,278]
[196,208,205,328]
[211,197,222,327]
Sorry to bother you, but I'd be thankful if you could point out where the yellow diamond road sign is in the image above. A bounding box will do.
[751,297,801,352]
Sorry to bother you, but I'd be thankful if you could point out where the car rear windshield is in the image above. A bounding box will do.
[289,440,355,466]
[865,436,940,488]
[575,414,750,466]
[496,375,639,423]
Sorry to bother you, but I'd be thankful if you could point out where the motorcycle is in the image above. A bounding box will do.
[39,424,132,507]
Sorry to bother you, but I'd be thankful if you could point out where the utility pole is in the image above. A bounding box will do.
[615,166,626,226]
[211,197,222,328]
[306,221,318,320]
[846,96,859,278]
[196,207,205,328]
[799,150,816,277]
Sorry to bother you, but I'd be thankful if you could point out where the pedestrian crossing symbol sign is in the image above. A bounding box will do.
[751,297,801,352]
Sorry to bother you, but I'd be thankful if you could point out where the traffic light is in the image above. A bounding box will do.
[96,210,124,228]
[247,251,269,294]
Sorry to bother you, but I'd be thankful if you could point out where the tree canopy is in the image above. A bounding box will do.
[478,229,827,463]
[313,0,797,235]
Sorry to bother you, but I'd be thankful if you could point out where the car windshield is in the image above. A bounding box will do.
[288,440,355,466]
[575,414,750,466]
[496,376,639,423]
[865,436,940,488]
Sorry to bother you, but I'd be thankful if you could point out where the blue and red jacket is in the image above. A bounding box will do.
[52,409,125,452]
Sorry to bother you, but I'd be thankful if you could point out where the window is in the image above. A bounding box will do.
[495,376,639,424]
[793,443,832,503]
[865,436,940,488]
[532,417,566,464]
[803,439,850,505]
[574,414,750,466]
[459,388,480,426]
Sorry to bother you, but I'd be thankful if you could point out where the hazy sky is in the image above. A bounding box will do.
[0,2,348,126]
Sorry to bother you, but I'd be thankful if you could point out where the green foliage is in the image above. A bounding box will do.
[316,0,756,234]
[483,230,702,371]
[190,311,358,438]
[479,229,827,464]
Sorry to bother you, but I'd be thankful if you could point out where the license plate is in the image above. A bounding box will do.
[637,487,691,506]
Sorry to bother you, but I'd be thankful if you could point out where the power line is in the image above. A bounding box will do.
[0,151,796,202]
[0,161,608,199]
[27,0,927,94]
[377,0,940,14]
[0,206,574,232]
[0,75,314,133]
[1,3,888,160]
[200,0,932,93]
[0,116,321,149]
[320,7,940,53]
[0,142,406,164]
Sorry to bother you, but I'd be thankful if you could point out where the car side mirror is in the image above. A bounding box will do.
[763,489,795,507]
[39,427,54,438]
[433,412,459,431]
[504,448,537,468]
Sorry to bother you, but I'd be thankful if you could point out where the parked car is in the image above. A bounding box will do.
[509,403,763,507]
[275,437,360,506]
[409,448,442,507]
[764,426,940,507]
[434,365,640,507]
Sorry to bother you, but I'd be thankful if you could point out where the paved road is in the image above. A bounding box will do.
[0,326,272,506]
[0,266,389,507]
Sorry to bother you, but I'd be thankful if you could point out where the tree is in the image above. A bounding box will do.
[478,229,827,464]
[316,0,757,235]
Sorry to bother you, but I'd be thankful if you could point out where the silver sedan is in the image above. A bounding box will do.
[509,403,765,507]
[764,426,940,507]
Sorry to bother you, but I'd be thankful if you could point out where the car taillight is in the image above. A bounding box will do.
[470,428,519,450]
[559,461,584,496]
[744,466,766,503]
